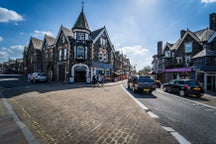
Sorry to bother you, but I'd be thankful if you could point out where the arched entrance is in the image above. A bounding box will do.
[71,63,90,83]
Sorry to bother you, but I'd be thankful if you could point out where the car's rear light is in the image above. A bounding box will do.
[184,85,190,90]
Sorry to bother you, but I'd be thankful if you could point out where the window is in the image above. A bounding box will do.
[85,33,89,40]
[185,56,191,66]
[165,50,171,57]
[100,38,106,46]
[77,33,85,40]
[63,49,67,60]
[62,36,66,43]
[59,50,62,61]
[176,57,182,63]
[185,42,192,53]
[77,46,84,59]
[171,52,175,57]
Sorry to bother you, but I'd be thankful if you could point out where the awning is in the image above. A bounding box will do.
[164,67,191,73]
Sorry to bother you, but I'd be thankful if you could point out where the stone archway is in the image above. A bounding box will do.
[71,63,90,83]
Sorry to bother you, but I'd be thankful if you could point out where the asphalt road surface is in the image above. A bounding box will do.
[124,83,216,144]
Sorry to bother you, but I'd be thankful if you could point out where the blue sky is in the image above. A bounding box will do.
[0,0,216,70]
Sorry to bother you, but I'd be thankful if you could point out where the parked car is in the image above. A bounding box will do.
[162,79,204,97]
[30,72,47,83]
[128,75,156,94]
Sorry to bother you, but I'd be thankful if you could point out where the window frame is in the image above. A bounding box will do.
[185,42,192,53]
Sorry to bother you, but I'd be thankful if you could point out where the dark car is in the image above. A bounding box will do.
[128,75,156,94]
[162,79,204,97]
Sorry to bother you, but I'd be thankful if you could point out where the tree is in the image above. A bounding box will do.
[138,66,152,75]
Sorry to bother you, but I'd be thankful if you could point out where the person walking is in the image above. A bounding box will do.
[100,74,104,87]
[92,75,97,87]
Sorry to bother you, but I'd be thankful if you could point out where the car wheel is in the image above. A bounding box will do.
[127,84,130,89]
[196,94,202,98]
[132,87,137,93]
[179,90,186,97]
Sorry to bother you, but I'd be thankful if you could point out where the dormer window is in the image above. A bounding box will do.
[165,50,171,57]
[85,33,89,40]
[100,38,106,46]
[185,42,192,53]
[77,32,85,40]
[62,36,66,43]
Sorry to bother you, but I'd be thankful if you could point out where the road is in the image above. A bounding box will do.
[1,75,216,143]
[123,83,216,144]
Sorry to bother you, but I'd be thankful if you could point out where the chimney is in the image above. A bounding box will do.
[157,41,163,56]
[180,30,186,38]
[209,13,216,31]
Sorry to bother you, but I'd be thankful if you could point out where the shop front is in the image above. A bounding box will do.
[164,67,192,82]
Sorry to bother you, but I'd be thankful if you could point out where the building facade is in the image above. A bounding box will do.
[152,13,216,92]
[23,7,131,83]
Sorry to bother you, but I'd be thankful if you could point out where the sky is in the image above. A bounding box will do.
[0,0,216,71]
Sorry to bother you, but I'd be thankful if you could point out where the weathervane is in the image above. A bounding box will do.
[82,1,84,11]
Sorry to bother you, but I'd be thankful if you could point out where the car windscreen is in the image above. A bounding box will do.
[138,78,155,83]
[38,73,46,76]
[185,80,199,85]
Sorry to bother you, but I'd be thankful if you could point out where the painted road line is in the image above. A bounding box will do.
[121,85,149,111]
[147,111,159,118]
[162,126,191,144]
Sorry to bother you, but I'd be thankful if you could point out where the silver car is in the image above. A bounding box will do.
[31,72,47,83]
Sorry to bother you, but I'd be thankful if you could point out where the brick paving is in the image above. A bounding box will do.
[0,99,28,144]
[2,83,178,144]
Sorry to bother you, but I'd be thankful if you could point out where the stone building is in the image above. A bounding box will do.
[23,7,131,83]
[152,13,216,92]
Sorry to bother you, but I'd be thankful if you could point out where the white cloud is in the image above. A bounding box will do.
[0,7,23,22]
[117,45,149,55]
[201,0,216,3]
[0,45,24,62]
[0,51,8,58]
[10,45,24,51]
[33,30,54,37]
[116,45,152,71]
[0,36,3,42]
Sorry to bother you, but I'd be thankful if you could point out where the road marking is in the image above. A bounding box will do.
[162,126,191,144]
[0,92,39,144]
[147,111,159,118]
[122,85,191,144]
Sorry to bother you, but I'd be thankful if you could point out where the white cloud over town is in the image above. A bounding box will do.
[0,45,24,62]
[201,0,216,3]
[0,7,23,22]
[116,45,152,70]
[33,30,54,38]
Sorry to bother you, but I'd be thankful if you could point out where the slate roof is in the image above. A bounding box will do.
[45,35,55,46]
[91,27,104,40]
[72,10,90,32]
[169,29,214,51]
[62,26,73,38]
[31,37,43,50]
[192,48,216,59]
[194,28,215,42]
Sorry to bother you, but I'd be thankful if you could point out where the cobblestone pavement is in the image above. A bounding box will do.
[0,98,28,144]
[3,83,178,144]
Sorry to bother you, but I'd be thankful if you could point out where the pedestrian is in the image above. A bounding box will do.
[96,74,101,87]
[100,74,104,87]
[93,75,97,87]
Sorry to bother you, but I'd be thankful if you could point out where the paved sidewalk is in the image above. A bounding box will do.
[1,81,179,144]
[0,97,28,144]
